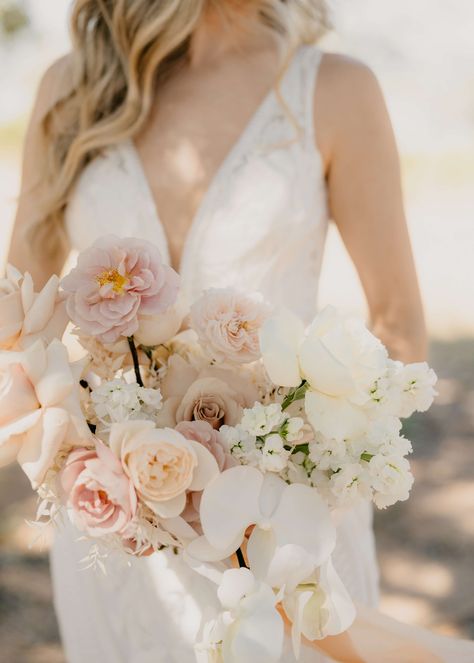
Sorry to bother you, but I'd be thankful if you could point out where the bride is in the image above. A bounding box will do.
[9,1,468,662]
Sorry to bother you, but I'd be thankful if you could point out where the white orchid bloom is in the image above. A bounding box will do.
[195,568,284,663]
[260,306,388,440]
[246,537,355,658]
[187,465,336,565]
[281,557,356,657]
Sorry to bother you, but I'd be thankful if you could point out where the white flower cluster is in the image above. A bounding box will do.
[292,361,436,509]
[220,402,307,474]
[90,379,163,430]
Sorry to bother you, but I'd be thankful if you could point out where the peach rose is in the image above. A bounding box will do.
[60,441,137,537]
[157,355,259,429]
[109,420,219,518]
[190,288,270,364]
[0,264,68,350]
[0,339,90,487]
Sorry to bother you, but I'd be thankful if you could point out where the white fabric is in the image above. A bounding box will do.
[54,45,380,663]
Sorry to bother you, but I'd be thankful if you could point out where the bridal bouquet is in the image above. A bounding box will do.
[0,235,437,662]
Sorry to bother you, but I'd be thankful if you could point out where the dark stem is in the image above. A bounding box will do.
[128,336,144,387]
[236,547,248,569]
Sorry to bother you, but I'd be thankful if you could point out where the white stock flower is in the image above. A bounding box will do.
[392,362,438,418]
[285,416,305,442]
[309,436,348,472]
[259,434,290,473]
[369,454,414,509]
[240,402,285,436]
[91,379,162,428]
[329,463,372,506]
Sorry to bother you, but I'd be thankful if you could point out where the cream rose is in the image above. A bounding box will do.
[109,419,219,518]
[0,265,68,350]
[0,339,90,487]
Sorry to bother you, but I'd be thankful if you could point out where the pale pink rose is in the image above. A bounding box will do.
[157,355,259,430]
[0,264,68,350]
[176,420,235,471]
[0,339,91,487]
[60,441,137,537]
[109,420,219,519]
[61,235,180,343]
[190,288,270,364]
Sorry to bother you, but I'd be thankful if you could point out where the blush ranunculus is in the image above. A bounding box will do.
[60,441,137,537]
[61,235,180,343]
[109,420,219,519]
[0,264,68,350]
[190,288,270,364]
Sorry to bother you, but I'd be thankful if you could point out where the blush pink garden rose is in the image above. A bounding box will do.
[190,288,270,364]
[61,235,180,343]
[0,264,68,350]
[176,420,235,472]
[60,441,137,537]
[0,339,90,487]
[109,419,219,519]
[156,355,259,429]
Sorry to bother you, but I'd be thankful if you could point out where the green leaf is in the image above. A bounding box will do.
[281,380,309,411]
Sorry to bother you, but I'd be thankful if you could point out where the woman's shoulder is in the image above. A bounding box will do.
[317,51,384,115]
[32,53,74,123]
[313,51,391,165]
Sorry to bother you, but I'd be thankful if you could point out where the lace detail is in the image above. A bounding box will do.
[55,45,378,663]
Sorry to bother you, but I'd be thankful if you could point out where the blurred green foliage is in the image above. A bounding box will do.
[0,0,29,37]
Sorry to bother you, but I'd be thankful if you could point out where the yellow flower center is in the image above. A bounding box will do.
[96,268,129,294]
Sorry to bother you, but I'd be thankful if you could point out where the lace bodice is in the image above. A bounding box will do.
[65,46,328,324]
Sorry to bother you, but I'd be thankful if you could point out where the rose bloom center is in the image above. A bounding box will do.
[96,268,129,294]
[127,442,196,501]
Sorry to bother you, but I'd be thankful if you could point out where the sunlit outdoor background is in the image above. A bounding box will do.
[1,1,473,661]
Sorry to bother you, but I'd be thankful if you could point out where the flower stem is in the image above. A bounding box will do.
[281,380,309,411]
[128,336,144,387]
[236,547,248,569]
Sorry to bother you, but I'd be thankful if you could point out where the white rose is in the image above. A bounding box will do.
[260,307,388,440]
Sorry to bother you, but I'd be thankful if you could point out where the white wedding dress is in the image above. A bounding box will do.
[52,45,380,663]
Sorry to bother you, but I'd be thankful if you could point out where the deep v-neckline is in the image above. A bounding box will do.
[122,47,303,275]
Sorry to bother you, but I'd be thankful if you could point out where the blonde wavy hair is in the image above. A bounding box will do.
[36,0,330,255]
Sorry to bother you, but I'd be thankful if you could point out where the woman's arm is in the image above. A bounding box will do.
[315,54,427,362]
[8,56,71,288]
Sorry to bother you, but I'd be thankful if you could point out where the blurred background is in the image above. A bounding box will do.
[0,1,473,661]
